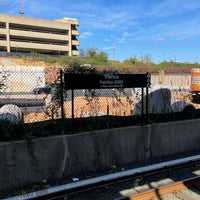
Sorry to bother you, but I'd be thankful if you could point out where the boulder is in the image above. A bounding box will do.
[0,104,23,124]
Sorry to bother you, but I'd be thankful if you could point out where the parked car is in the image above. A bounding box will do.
[32,83,52,94]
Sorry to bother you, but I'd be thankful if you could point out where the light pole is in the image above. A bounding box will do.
[162,53,166,61]
[195,56,198,64]
[174,54,176,62]
[140,52,143,64]
[112,48,116,60]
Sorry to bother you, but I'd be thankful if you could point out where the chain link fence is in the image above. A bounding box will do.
[0,67,196,125]
[0,68,141,124]
[63,88,135,118]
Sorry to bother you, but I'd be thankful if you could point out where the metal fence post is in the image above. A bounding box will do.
[60,69,64,120]
[141,87,144,125]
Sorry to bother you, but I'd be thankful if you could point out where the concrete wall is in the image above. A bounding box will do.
[1,118,200,191]
[151,73,191,89]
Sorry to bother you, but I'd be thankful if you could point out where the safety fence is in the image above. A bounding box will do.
[0,68,145,124]
[0,68,194,125]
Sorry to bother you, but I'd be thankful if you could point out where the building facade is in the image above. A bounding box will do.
[0,14,79,56]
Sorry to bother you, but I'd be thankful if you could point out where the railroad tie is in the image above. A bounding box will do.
[173,190,194,200]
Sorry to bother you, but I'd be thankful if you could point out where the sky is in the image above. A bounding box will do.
[1,0,200,64]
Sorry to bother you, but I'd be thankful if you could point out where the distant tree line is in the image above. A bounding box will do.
[21,48,200,73]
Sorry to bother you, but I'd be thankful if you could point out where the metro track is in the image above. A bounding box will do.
[117,175,200,200]
[4,154,200,200]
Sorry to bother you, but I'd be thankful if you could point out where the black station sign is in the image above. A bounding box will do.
[64,73,151,90]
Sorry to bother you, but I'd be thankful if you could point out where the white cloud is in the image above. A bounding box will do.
[3,0,200,63]
[104,38,111,42]
[155,37,166,42]
[79,31,94,39]
[102,46,116,51]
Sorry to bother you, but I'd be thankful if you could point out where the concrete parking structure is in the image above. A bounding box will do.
[0,14,79,56]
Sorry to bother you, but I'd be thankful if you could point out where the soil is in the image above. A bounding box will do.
[23,90,199,123]
[23,96,135,123]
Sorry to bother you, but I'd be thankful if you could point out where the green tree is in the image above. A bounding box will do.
[95,51,108,63]
[142,54,153,65]
[85,48,108,64]
[123,56,139,66]
[64,62,98,74]
[86,48,98,58]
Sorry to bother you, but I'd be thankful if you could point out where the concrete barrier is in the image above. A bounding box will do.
[0,118,200,191]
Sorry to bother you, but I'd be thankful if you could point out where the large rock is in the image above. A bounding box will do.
[0,104,23,124]
[132,85,172,114]
[171,100,195,113]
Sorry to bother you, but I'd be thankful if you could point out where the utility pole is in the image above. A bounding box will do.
[19,0,24,16]
[174,54,176,62]
[112,48,116,60]
[162,53,166,61]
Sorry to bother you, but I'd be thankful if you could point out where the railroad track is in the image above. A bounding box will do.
[118,176,200,200]
[4,154,200,200]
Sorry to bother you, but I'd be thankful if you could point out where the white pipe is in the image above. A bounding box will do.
[4,154,200,200]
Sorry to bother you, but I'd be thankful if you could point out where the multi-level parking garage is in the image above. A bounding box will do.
[0,14,80,56]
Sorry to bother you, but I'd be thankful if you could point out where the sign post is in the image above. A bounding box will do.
[64,73,150,89]
[64,73,151,133]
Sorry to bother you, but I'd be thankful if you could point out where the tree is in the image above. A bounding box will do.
[123,56,139,66]
[85,48,108,64]
[95,51,108,63]
[142,54,153,65]
[86,48,98,58]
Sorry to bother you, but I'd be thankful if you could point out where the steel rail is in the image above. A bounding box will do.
[4,154,200,200]
[116,175,200,200]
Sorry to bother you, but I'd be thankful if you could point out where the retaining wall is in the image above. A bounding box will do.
[1,118,200,191]
[151,73,191,89]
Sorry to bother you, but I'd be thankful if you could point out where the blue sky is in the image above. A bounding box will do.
[1,0,200,63]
